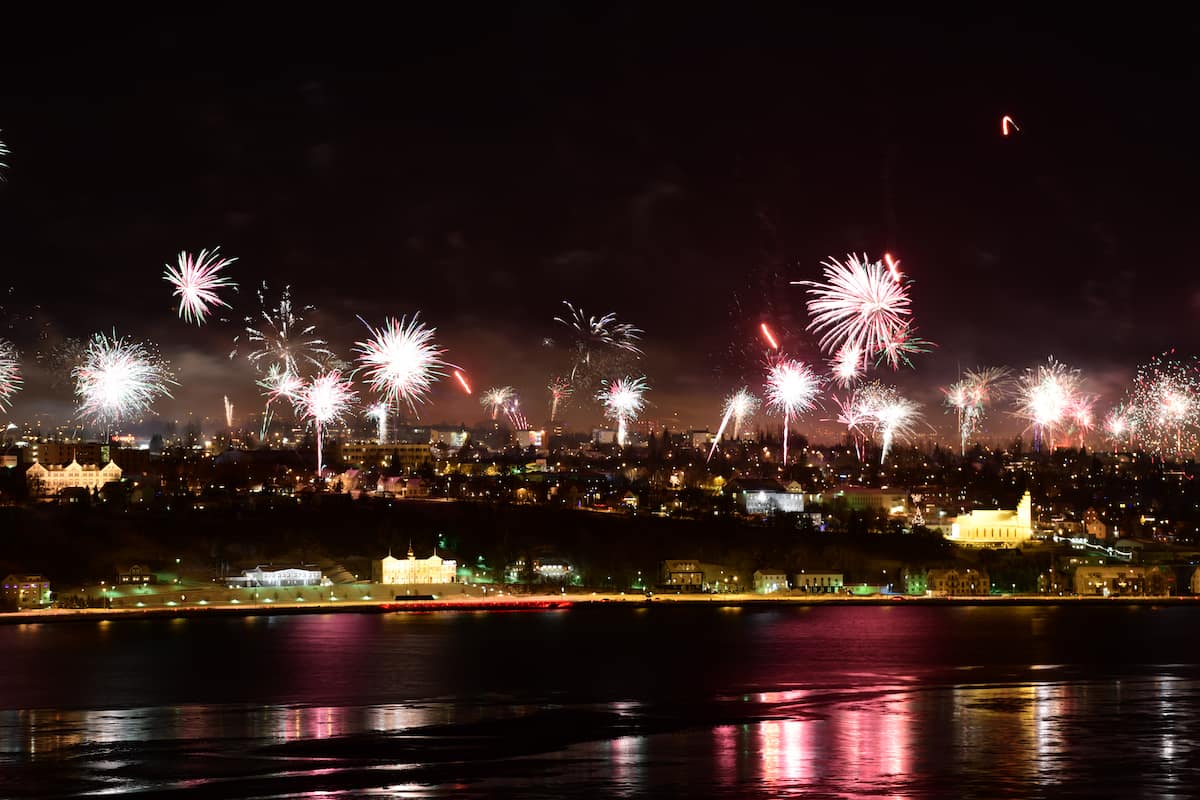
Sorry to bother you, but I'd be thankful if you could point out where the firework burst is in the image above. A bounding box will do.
[354,315,448,417]
[366,401,389,444]
[944,367,1009,454]
[1015,357,1081,451]
[765,358,821,466]
[291,371,359,477]
[873,393,921,465]
[163,247,237,325]
[232,283,333,375]
[555,301,643,391]
[797,254,926,373]
[597,376,649,447]
[481,387,516,420]
[707,387,760,462]
[74,332,176,425]
[1121,351,1200,458]
[0,338,22,410]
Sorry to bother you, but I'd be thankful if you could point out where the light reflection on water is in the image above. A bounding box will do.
[4,606,1200,797]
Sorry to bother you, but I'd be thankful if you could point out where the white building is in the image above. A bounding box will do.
[229,565,325,587]
[378,545,457,585]
[730,479,805,515]
[514,429,545,449]
[25,459,121,496]
[948,492,1033,547]
[794,571,844,593]
[753,569,789,594]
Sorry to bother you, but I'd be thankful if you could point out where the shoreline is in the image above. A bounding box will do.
[3,593,1199,625]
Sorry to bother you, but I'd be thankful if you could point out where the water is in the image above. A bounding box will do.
[1,604,1198,797]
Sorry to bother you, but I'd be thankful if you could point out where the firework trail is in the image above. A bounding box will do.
[555,301,643,392]
[765,358,821,466]
[163,247,237,325]
[74,332,176,426]
[453,370,472,394]
[707,387,760,462]
[288,371,358,477]
[1002,115,1020,136]
[597,376,649,447]
[1015,357,1081,451]
[366,402,388,444]
[944,367,1009,455]
[224,396,234,430]
[796,254,923,373]
[759,323,780,350]
[0,339,22,411]
[505,396,529,430]
[0,132,8,180]
[548,377,573,422]
[353,315,449,420]
[232,283,334,376]
[481,387,515,420]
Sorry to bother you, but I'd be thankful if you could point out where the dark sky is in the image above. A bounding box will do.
[1,8,1198,440]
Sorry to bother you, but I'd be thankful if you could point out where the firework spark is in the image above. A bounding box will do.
[1015,357,1081,451]
[163,247,237,325]
[598,376,649,447]
[291,371,358,477]
[707,387,759,462]
[765,358,821,466]
[453,370,472,394]
[0,132,8,180]
[74,332,176,425]
[255,364,304,440]
[797,254,927,373]
[0,339,22,410]
[224,396,234,430]
[1002,115,1020,136]
[354,315,449,415]
[1104,405,1132,452]
[548,377,573,422]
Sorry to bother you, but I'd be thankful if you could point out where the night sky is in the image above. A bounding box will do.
[1,9,1198,440]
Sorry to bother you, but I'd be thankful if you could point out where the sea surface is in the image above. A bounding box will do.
[1,603,1198,798]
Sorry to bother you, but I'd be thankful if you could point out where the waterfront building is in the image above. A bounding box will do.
[1,574,51,608]
[925,568,990,596]
[947,492,1033,547]
[753,569,788,594]
[25,459,122,496]
[116,564,156,585]
[794,571,844,593]
[228,565,324,588]
[1076,566,1171,596]
[659,560,739,591]
[377,545,457,585]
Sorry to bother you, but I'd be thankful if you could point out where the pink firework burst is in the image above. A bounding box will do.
[163,247,238,325]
